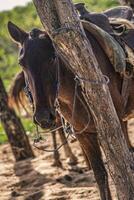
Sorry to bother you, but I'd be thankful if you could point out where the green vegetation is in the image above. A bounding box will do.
[0,3,41,88]
[0,124,8,144]
[73,0,118,11]
[0,0,119,143]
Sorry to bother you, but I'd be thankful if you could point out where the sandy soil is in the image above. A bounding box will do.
[0,119,134,200]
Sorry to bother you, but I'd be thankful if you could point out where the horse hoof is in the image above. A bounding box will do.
[66,157,78,166]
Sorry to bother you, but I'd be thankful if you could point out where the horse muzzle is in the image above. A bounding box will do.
[33,109,56,129]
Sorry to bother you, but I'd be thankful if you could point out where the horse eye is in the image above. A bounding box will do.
[18,59,25,67]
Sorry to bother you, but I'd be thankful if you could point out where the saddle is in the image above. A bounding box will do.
[75,3,134,120]
[75,3,134,73]
[75,3,133,33]
[82,20,126,74]
[75,3,113,33]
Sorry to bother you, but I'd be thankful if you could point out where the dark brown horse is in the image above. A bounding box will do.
[8,21,134,200]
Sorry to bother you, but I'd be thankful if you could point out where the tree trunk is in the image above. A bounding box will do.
[118,0,134,11]
[0,77,34,161]
[32,0,134,199]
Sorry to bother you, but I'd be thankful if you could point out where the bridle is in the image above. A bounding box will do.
[23,54,75,152]
[23,52,109,152]
[24,79,34,109]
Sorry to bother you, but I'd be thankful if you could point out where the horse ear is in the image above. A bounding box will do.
[7,21,28,44]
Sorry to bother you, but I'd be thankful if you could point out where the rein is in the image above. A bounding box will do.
[24,55,110,152]
[24,56,74,152]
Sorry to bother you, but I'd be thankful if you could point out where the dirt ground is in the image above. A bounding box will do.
[0,119,134,200]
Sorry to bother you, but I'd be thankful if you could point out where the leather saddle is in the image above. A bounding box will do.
[75,3,134,71]
[75,3,134,121]
[75,3,133,33]
[82,20,126,74]
[75,3,113,33]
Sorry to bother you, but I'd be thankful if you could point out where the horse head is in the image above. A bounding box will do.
[8,21,59,129]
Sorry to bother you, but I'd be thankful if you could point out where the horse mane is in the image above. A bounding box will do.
[9,71,27,112]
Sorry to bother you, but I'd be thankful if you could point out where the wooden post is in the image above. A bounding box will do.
[32,0,134,199]
[0,77,34,161]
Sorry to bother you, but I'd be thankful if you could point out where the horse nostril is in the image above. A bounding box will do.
[34,117,49,128]
[50,112,56,121]
[33,111,56,129]
[34,115,46,125]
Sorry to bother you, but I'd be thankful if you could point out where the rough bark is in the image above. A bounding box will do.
[118,0,134,11]
[32,0,134,199]
[0,77,34,161]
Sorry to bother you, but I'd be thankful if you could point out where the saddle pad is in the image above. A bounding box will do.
[82,20,126,74]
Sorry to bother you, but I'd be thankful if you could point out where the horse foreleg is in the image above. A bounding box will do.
[76,132,112,200]
[80,146,91,170]
[51,131,62,168]
[58,128,78,165]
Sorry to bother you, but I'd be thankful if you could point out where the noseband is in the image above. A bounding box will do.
[23,40,109,152]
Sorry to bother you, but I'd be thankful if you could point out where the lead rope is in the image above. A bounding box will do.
[24,55,109,152]
[33,74,109,152]
[71,76,91,135]
[33,55,71,152]
[33,55,77,152]
[71,75,110,135]
[32,77,92,152]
